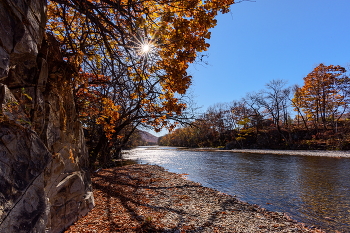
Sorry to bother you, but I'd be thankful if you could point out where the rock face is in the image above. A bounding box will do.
[0,1,94,232]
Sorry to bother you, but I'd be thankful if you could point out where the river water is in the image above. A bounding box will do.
[122,146,350,232]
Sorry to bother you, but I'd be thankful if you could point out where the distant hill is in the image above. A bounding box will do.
[139,130,158,145]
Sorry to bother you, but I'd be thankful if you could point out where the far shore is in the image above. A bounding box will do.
[222,149,350,158]
[183,147,350,158]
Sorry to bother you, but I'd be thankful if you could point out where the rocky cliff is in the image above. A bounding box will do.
[0,0,94,232]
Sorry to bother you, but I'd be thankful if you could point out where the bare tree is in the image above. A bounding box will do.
[257,79,291,134]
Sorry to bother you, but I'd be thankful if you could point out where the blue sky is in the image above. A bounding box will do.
[152,0,350,136]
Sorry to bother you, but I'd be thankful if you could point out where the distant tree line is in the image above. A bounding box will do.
[159,63,350,150]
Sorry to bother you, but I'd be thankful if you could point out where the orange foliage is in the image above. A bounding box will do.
[46,0,235,162]
[47,0,235,131]
[292,63,349,128]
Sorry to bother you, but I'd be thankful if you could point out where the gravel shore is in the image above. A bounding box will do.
[223,149,350,158]
[65,164,325,232]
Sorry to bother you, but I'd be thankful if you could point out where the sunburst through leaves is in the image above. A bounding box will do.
[131,33,157,61]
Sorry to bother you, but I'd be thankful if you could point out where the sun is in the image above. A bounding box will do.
[137,39,156,61]
[141,43,151,55]
[129,31,158,61]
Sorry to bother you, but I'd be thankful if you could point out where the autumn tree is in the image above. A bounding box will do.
[290,84,309,129]
[46,0,235,166]
[292,64,349,130]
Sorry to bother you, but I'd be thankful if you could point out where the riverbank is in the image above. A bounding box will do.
[185,147,350,158]
[222,149,350,158]
[65,164,324,232]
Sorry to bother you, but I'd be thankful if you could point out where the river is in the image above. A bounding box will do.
[122,146,350,232]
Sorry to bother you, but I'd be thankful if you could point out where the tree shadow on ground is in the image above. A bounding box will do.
[90,166,231,232]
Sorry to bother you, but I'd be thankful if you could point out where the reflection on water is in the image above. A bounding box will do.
[122,147,350,232]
